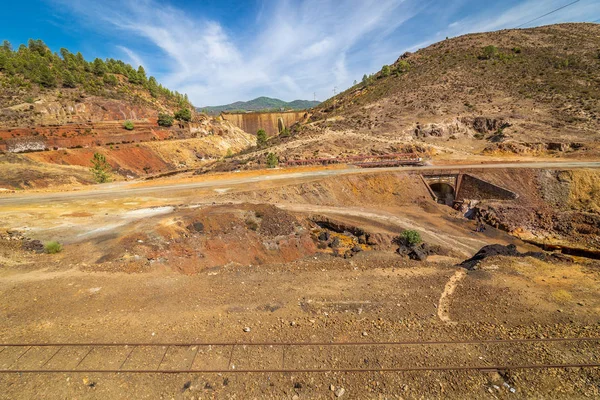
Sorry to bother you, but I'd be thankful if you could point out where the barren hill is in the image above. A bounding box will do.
[243,23,600,164]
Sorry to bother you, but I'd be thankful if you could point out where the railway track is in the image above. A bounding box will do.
[1,337,599,373]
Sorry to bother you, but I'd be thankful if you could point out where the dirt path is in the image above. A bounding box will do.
[437,269,467,324]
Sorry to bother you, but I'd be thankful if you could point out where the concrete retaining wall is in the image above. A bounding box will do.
[221,111,307,137]
[457,174,517,201]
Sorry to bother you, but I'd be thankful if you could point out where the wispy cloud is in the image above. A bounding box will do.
[116,45,143,69]
[51,0,419,105]
[49,0,599,105]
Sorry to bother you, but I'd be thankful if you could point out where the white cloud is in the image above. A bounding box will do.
[52,0,417,105]
[51,0,599,105]
[116,46,143,69]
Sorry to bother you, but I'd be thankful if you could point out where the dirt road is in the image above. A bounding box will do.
[1,161,599,205]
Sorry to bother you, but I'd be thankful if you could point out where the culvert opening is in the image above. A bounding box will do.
[429,182,455,205]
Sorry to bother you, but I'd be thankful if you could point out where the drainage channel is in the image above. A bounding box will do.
[523,240,600,260]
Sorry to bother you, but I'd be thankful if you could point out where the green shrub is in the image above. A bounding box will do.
[381,65,391,77]
[157,112,174,127]
[396,60,410,73]
[256,129,268,147]
[45,241,63,254]
[174,108,192,122]
[362,73,375,85]
[225,148,233,158]
[479,45,498,60]
[279,127,290,137]
[399,230,421,246]
[123,120,134,130]
[266,152,278,168]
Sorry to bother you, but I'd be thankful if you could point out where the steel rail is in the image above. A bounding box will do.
[2,337,599,347]
[1,363,600,374]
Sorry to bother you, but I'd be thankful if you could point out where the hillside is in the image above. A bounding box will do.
[0,40,254,189]
[233,23,600,166]
[199,96,320,114]
[0,39,191,120]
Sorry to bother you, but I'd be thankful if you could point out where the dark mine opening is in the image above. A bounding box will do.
[430,182,455,205]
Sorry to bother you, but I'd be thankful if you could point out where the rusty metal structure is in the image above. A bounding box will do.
[286,153,423,168]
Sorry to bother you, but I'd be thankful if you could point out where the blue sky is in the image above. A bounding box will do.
[1,0,599,106]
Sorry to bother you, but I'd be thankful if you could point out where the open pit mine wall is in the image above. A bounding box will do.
[0,119,238,153]
[220,111,308,137]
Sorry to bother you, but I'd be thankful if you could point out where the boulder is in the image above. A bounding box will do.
[318,231,330,241]
[408,247,428,261]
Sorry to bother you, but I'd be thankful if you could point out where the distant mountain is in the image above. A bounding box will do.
[198,96,320,114]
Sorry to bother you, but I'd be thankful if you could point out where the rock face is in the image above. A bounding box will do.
[467,117,509,134]
[463,169,600,253]
[0,96,159,128]
[0,93,255,186]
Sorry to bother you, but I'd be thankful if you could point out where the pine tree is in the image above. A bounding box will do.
[62,70,77,88]
[266,152,278,168]
[90,152,111,183]
[256,129,268,147]
[38,64,56,88]
[93,58,107,76]
[103,73,118,86]
[137,65,147,84]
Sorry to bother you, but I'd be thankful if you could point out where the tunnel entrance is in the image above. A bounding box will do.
[429,182,455,205]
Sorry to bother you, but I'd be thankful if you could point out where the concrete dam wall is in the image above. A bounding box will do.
[220,111,307,137]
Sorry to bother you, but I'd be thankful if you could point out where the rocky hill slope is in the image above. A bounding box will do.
[0,40,254,189]
[241,23,600,164]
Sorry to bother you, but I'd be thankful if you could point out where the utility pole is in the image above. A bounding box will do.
[313,92,316,102]
[333,86,337,112]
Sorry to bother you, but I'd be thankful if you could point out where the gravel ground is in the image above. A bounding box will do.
[1,249,599,398]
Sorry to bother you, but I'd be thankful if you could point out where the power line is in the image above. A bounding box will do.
[515,0,580,29]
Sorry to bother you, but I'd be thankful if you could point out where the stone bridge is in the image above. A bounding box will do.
[420,172,517,206]
[421,173,460,205]
[220,111,308,137]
